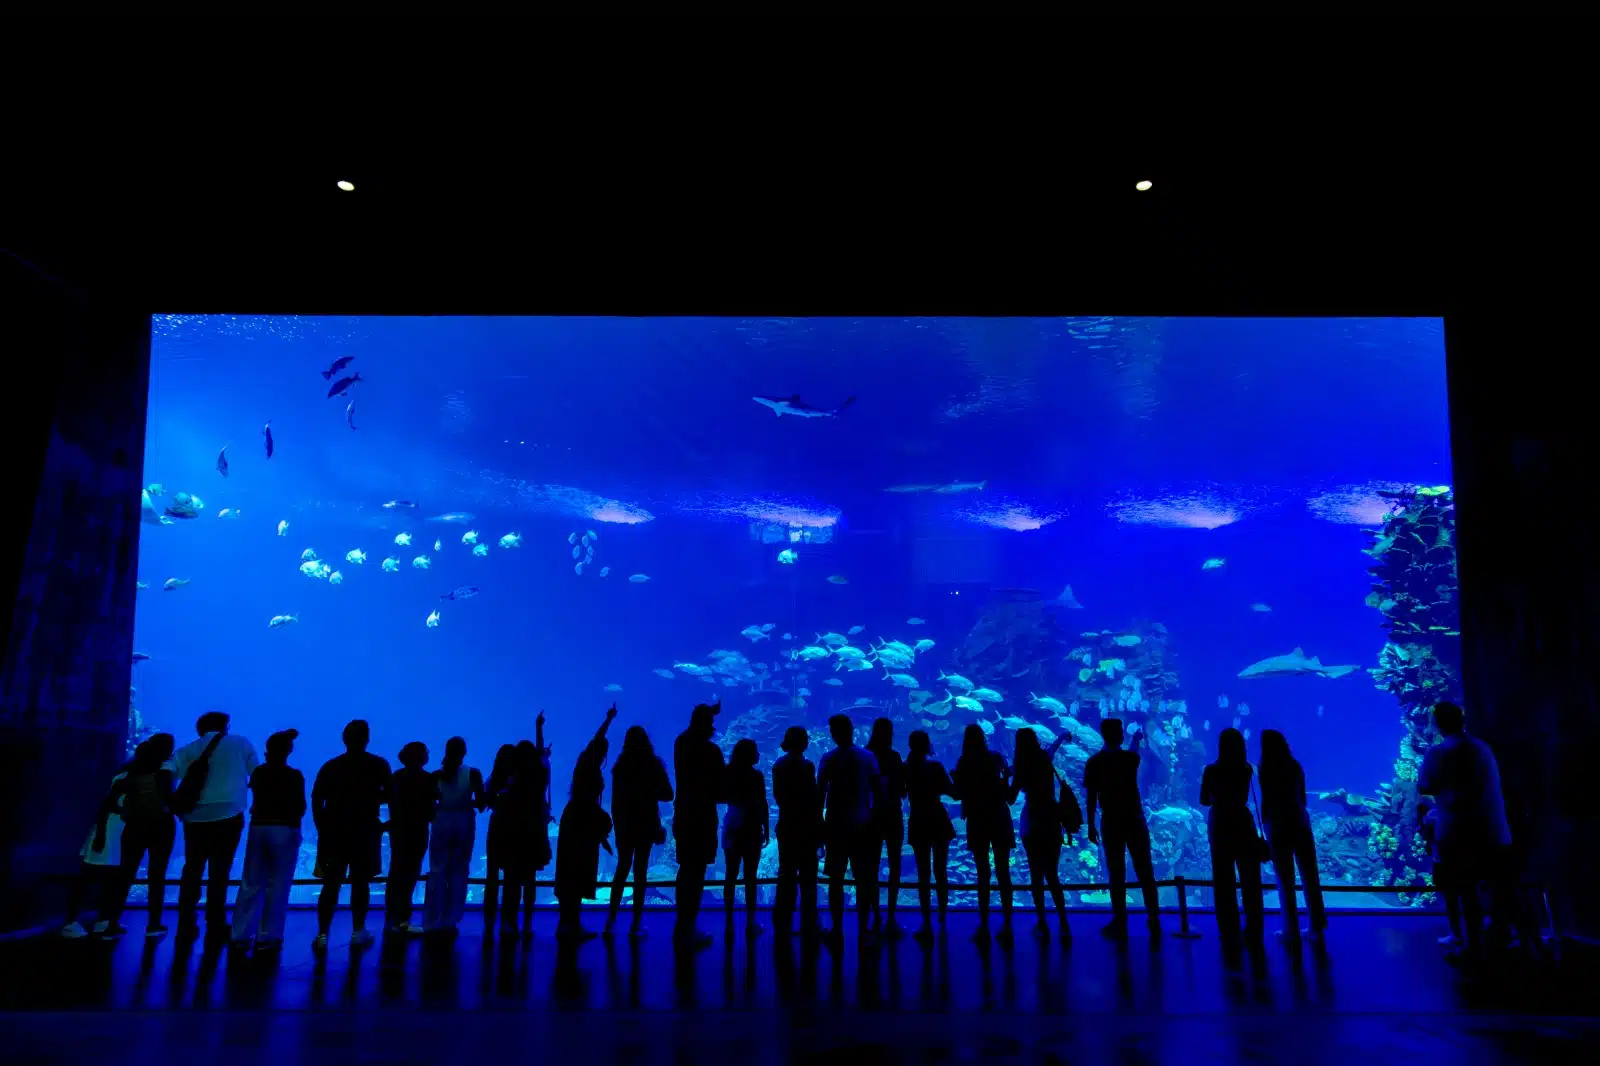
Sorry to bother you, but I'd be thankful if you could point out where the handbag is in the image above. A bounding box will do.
[1053,770,1084,837]
[169,732,226,816]
[1248,776,1274,865]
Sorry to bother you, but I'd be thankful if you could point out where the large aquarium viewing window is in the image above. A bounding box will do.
[132,316,1454,910]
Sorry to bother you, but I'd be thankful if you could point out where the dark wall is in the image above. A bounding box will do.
[1449,314,1600,942]
[0,255,148,934]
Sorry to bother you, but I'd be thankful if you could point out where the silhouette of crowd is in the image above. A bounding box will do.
[60,699,1519,959]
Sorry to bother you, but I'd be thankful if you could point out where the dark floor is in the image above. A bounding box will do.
[2,908,1595,1065]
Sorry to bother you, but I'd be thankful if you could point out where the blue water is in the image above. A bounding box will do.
[135,315,1450,901]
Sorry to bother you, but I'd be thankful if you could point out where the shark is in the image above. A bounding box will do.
[753,394,856,419]
[1237,647,1362,680]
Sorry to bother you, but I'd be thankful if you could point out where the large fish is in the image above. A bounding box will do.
[327,372,362,398]
[426,511,476,524]
[752,394,856,419]
[1237,647,1361,680]
[320,355,354,380]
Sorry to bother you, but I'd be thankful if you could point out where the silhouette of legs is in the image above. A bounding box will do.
[876,830,904,934]
[912,839,949,940]
[386,826,427,930]
[674,860,710,947]
[607,842,651,935]
[724,841,762,932]
[100,816,174,931]
[1024,834,1067,937]
[178,814,243,936]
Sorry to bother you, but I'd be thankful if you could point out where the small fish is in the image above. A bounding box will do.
[426,511,475,524]
[826,574,849,585]
[781,633,794,641]
[629,574,650,583]
[433,539,441,552]
[1243,727,1252,741]
[426,610,441,629]
[599,566,610,577]
[752,394,856,419]
[854,697,875,707]
[299,561,326,579]
[218,508,241,520]
[320,356,354,380]
[277,520,290,537]
[741,626,771,643]
[653,668,675,679]
[1251,603,1272,613]
[913,639,935,653]
[777,549,798,565]
[571,545,582,560]
[327,372,362,398]
[1203,719,1211,730]
[329,571,344,586]
[162,578,190,591]
[395,532,412,547]
[268,614,299,629]
[135,581,150,590]
[300,548,318,561]
[883,672,919,689]
[761,623,775,632]
[216,445,229,477]
[262,421,274,458]
[1202,557,1227,571]
[383,500,419,511]
[499,533,522,549]
[442,585,480,601]
[568,532,579,545]
[824,678,843,687]
[1112,634,1142,647]
[906,617,926,626]
[345,400,357,430]
[412,555,431,570]
[345,549,367,565]
[575,561,586,575]
[1239,703,1251,717]
[472,544,489,557]
[1317,705,1325,717]
[462,530,479,545]
[586,529,598,542]
[603,683,623,693]
[132,652,152,663]
[1218,694,1230,709]
[146,483,164,497]
[382,557,400,572]
[847,625,865,635]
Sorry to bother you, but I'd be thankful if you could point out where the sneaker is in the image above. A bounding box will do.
[60,921,89,939]
[350,929,375,948]
[92,921,128,939]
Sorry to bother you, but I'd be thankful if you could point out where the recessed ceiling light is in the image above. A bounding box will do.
[1135,180,1153,192]
[336,180,355,192]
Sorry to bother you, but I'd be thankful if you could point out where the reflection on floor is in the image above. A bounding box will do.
[1,910,1594,1065]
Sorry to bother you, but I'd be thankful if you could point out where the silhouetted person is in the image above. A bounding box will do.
[311,719,391,948]
[98,732,177,937]
[673,702,725,950]
[1201,727,1265,942]
[60,758,133,938]
[231,729,305,951]
[1417,797,1463,946]
[506,724,554,933]
[771,726,822,937]
[555,704,617,942]
[1085,718,1160,939]
[952,723,1014,942]
[386,741,437,933]
[483,742,519,933]
[865,717,907,938]
[1014,728,1071,941]
[167,711,260,940]
[1257,729,1325,942]
[606,724,672,939]
[722,737,769,935]
[424,736,484,935]
[1417,700,1512,955]
[819,714,882,944]
[904,729,956,942]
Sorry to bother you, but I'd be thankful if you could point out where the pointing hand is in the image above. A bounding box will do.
[605,703,618,721]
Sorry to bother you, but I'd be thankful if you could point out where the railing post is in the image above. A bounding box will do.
[1172,875,1202,939]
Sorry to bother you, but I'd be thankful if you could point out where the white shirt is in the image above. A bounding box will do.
[1418,733,1512,854]
[166,732,261,823]
[81,773,127,866]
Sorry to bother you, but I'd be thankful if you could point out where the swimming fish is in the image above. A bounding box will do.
[136,581,150,590]
[1251,603,1272,613]
[1237,647,1361,681]
[383,500,419,511]
[816,632,849,647]
[268,614,299,628]
[953,695,984,713]
[1202,557,1227,571]
[473,544,489,557]
[132,652,151,663]
[599,566,610,577]
[215,445,228,477]
[970,688,1004,704]
[262,421,274,459]
[824,678,843,686]
[140,490,173,527]
[301,548,319,561]
[752,394,857,419]
[629,574,650,583]
[320,356,354,380]
[826,574,849,585]
[299,561,327,579]
[327,372,362,398]
[741,626,770,643]
[653,668,675,679]
[1029,693,1067,715]
[847,625,865,635]
[938,671,974,692]
[345,400,357,430]
[885,480,987,495]
[603,683,623,693]
[883,672,919,689]
[760,623,775,632]
[575,561,586,575]
[777,549,798,565]
[586,529,598,542]
[427,512,476,524]
[571,545,582,560]
[146,483,163,497]
[412,555,431,570]
[162,578,190,591]
[382,557,400,572]
[913,639,935,653]
[277,520,290,537]
[433,539,442,552]
[499,533,522,549]
[345,549,366,564]
[462,530,479,545]
[328,571,343,585]
[441,586,480,601]
[426,610,441,629]
[906,617,926,626]
[394,532,412,547]
[218,507,241,520]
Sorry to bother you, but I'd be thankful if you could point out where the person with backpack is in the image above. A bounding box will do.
[97,733,178,937]
[166,711,260,940]
[1013,728,1073,942]
[230,729,305,952]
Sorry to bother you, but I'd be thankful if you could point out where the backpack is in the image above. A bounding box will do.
[169,732,226,816]
[1055,772,1084,837]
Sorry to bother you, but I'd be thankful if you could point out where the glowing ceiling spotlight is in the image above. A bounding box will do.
[1135,180,1153,192]
[336,180,355,192]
